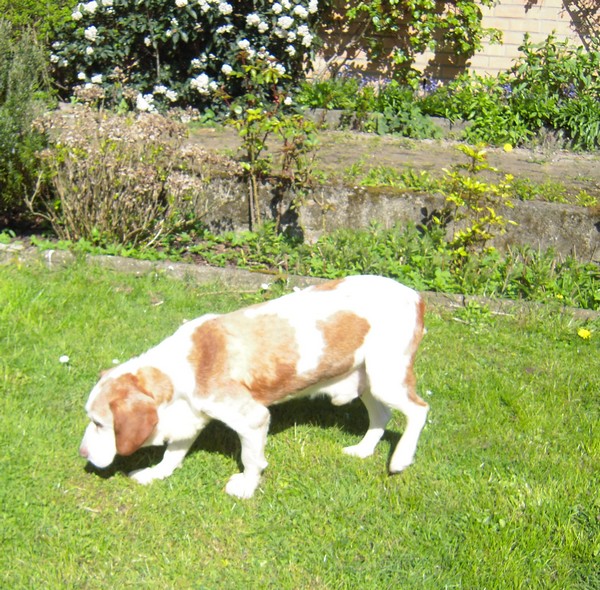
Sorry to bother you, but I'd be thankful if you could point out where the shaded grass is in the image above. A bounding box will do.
[1,260,599,589]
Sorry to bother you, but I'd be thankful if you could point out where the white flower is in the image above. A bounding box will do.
[274,27,286,39]
[102,0,114,6]
[154,85,167,94]
[91,74,103,84]
[50,54,59,64]
[238,39,250,50]
[272,2,282,14]
[218,2,232,14]
[274,63,286,75]
[287,31,297,42]
[144,36,152,47]
[176,0,188,5]
[77,72,87,80]
[221,64,233,75]
[281,0,291,8]
[284,96,293,106]
[136,93,156,112]
[59,355,70,364]
[301,33,313,47]
[190,73,213,94]
[216,24,234,34]
[246,13,260,26]
[308,0,318,13]
[293,5,308,18]
[165,29,173,38]
[72,10,83,20]
[191,58,202,69]
[297,24,310,36]
[86,46,94,55]
[258,21,269,33]
[166,90,178,102]
[84,26,98,42]
[83,1,98,14]
[278,16,294,29]
[286,44,296,56]
[198,0,210,13]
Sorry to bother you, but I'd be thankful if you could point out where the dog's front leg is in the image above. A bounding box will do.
[130,437,197,484]
[221,404,271,499]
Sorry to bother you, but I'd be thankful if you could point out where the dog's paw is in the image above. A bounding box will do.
[343,444,375,459]
[129,467,164,485]
[225,473,260,499]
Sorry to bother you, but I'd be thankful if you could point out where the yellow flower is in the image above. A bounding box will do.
[577,328,592,340]
[503,143,513,153]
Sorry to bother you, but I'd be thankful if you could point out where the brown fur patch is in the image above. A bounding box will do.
[312,278,346,292]
[91,373,159,455]
[135,366,174,404]
[243,314,303,405]
[189,318,232,397]
[406,298,428,408]
[316,311,370,377]
[189,309,371,406]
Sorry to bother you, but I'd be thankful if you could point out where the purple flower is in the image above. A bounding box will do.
[422,77,440,94]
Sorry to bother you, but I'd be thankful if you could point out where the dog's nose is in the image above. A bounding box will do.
[79,444,88,459]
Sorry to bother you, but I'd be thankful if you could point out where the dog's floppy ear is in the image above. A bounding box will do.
[109,387,158,456]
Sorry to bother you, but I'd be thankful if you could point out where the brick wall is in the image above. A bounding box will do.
[313,0,598,81]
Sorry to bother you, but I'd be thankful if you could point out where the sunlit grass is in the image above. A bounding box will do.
[1,260,598,588]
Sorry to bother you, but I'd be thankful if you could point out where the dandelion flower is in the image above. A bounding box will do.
[503,143,513,153]
[577,328,592,340]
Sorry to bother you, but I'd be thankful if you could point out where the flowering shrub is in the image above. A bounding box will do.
[28,105,239,246]
[51,0,320,111]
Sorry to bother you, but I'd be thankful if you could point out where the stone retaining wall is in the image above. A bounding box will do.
[204,178,600,263]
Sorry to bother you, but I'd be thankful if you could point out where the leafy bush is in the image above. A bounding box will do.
[422,34,600,148]
[0,21,52,220]
[297,75,440,139]
[171,222,599,311]
[51,0,320,112]
[0,0,70,38]
[28,105,238,247]
[368,81,442,138]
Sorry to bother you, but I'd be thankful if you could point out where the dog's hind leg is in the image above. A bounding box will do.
[366,357,429,474]
[343,389,392,459]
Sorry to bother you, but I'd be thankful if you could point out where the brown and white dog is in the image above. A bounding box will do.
[79,275,429,499]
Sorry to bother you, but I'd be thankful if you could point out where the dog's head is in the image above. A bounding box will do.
[79,367,173,468]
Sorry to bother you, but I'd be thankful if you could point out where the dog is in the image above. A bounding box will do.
[79,274,429,499]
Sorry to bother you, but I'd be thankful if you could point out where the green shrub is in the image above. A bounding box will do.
[0,0,70,39]
[0,21,52,220]
[298,75,440,139]
[421,34,600,148]
[180,222,599,311]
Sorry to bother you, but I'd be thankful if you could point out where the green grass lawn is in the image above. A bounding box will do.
[1,260,598,589]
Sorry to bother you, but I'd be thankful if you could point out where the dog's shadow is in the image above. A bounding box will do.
[85,397,403,479]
